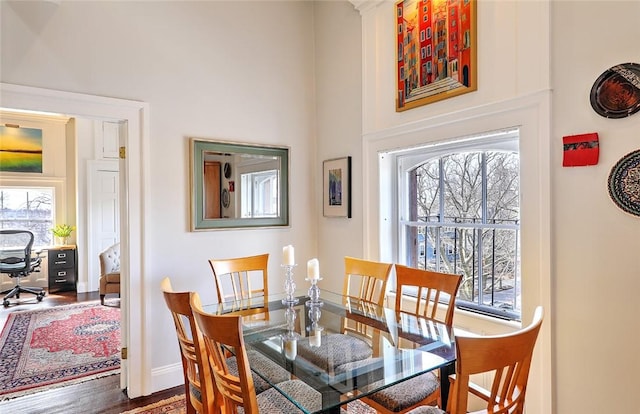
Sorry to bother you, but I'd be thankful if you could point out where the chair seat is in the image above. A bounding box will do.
[238,379,322,413]
[104,273,120,284]
[297,332,373,372]
[405,406,444,414]
[227,349,291,394]
[367,371,440,412]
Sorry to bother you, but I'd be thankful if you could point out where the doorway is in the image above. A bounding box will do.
[0,82,148,397]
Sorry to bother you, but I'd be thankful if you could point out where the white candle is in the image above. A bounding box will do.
[307,258,319,280]
[310,329,321,347]
[284,338,297,360]
[283,245,295,265]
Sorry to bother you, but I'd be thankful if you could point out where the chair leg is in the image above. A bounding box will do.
[20,286,45,296]
[3,284,45,306]
[100,294,105,305]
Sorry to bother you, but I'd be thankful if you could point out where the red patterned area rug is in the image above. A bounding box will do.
[123,394,377,414]
[0,301,120,400]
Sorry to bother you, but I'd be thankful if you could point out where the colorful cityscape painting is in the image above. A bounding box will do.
[329,168,343,206]
[323,156,351,218]
[0,126,43,173]
[395,0,477,111]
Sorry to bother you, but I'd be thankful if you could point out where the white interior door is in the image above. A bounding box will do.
[87,160,119,292]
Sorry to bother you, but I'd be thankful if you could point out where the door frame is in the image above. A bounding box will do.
[0,82,149,397]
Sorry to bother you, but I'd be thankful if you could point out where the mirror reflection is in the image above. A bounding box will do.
[190,138,289,230]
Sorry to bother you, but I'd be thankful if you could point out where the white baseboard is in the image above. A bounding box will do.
[151,362,184,394]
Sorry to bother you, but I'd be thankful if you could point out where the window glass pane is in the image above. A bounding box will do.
[480,227,520,310]
[416,159,439,221]
[442,153,482,221]
[0,187,54,246]
[399,137,520,320]
[486,152,519,222]
[241,170,278,218]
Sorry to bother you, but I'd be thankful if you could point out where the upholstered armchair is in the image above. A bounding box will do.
[99,242,120,305]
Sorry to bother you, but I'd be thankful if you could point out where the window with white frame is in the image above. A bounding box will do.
[240,170,279,218]
[395,129,521,320]
[0,187,55,247]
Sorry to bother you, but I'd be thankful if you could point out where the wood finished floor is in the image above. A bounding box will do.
[0,291,183,413]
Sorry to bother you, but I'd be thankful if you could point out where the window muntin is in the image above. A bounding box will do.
[398,136,520,320]
[0,187,54,247]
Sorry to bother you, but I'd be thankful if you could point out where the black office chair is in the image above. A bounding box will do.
[0,229,45,307]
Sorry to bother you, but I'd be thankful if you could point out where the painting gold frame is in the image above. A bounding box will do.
[395,0,477,111]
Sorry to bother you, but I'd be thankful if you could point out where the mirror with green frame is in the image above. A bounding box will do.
[190,138,289,230]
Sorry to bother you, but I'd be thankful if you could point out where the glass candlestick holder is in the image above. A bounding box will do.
[281,330,300,360]
[281,264,299,305]
[306,302,323,347]
[281,305,300,359]
[307,322,324,348]
[305,276,323,306]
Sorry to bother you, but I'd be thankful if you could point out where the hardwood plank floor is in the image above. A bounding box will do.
[0,291,183,413]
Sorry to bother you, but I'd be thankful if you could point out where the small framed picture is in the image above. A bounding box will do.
[323,156,352,218]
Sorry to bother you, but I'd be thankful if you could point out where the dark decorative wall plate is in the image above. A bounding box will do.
[608,149,640,217]
[221,188,230,208]
[590,63,640,119]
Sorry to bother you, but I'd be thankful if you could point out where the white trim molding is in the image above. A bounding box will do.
[0,82,151,398]
[363,91,553,414]
[349,0,385,15]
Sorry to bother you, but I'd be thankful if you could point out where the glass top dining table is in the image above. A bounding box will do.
[202,290,456,414]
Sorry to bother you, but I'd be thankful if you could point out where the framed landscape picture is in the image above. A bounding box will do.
[323,156,351,218]
[0,125,43,173]
[395,0,477,111]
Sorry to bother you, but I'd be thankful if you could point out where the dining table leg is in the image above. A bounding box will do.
[439,362,455,411]
[318,389,342,414]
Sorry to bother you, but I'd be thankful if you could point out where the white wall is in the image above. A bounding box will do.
[551,1,640,413]
[1,0,318,393]
[321,0,637,413]
[313,0,364,289]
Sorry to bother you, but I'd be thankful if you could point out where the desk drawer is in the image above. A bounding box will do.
[49,269,76,293]
[49,250,75,269]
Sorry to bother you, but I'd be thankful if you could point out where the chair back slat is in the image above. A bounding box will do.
[394,264,462,325]
[209,254,269,303]
[447,306,544,414]
[343,256,392,306]
[342,257,392,343]
[191,292,261,414]
[161,277,217,414]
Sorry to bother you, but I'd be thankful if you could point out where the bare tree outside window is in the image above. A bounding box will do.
[0,188,54,246]
[409,151,520,319]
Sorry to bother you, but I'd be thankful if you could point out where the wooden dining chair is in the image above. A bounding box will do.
[393,264,462,325]
[342,256,393,343]
[362,264,462,414]
[189,292,322,414]
[208,253,269,303]
[405,306,545,414]
[160,277,218,414]
[343,256,393,306]
[298,257,392,376]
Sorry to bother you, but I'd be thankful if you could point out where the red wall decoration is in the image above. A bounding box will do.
[562,133,599,167]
